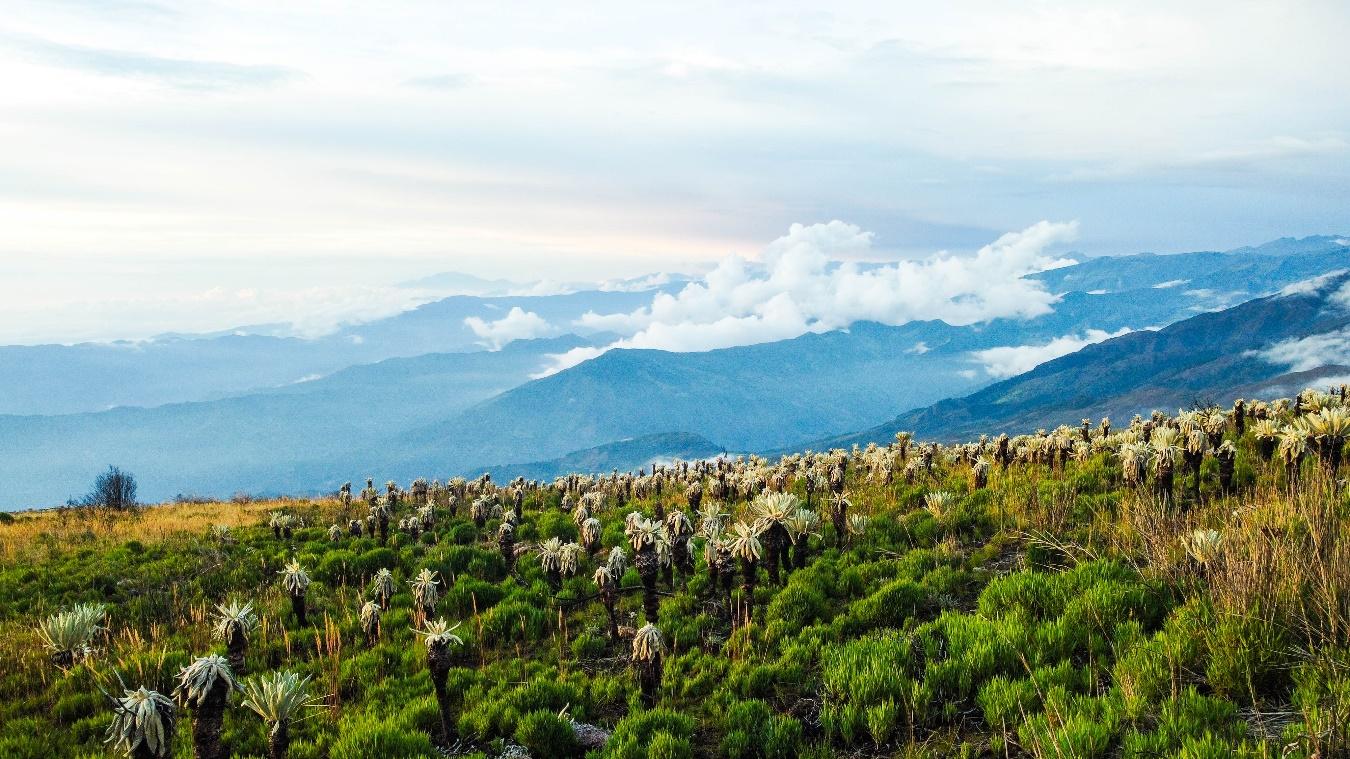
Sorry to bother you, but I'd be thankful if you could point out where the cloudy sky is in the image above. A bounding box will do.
[3,0,1349,343]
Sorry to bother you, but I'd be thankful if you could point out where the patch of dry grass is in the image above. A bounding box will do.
[0,497,341,566]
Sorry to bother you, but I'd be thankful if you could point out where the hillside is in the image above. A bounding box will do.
[813,271,1350,446]
[2,385,1347,758]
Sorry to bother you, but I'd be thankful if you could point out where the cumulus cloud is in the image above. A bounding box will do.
[464,307,554,350]
[1255,328,1350,372]
[538,220,1080,375]
[970,327,1133,379]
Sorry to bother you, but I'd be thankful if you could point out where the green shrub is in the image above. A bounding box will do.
[448,522,477,545]
[603,709,697,759]
[515,709,581,758]
[647,732,694,759]
[1291,651,1350,755]
[443,577,505,616]
[978,570,1057,619]
[352,546,397,578]
[536,511,580,542]
[719,699,803,759]
[1204,611,1293,702]
[51,691,99,724]
[316,549,358,585]
[665,650,726,700]
[845,578,926,632]
[1113,629,1171,717]
[820,631,924,740]
[481,597,548,643]
[467,550,508,581]
[765,583,827,633]
[978,675,1036,734]
[330,712,438,759]
[1018,708,1113,759]
[571,631,607,659]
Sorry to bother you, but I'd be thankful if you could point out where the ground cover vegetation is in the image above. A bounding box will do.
[2,387,1350,758]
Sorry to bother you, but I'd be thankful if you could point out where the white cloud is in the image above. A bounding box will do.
[1279,269,1350,297]
[538,220,1079,375]
[464,307,554,350]
[970,327,1132,379]
[1153,279,1189,289]
[1255,328,1350,372]
[906,341,930,355]
[597,272,680,292]
[1334,281,1350,309]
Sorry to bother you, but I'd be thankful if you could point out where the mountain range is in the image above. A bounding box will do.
[1,236,1346,509]
[811,270,1350,448]
[0,287,671,415]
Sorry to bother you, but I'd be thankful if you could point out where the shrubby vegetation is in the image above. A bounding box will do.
[1,389,1349,757]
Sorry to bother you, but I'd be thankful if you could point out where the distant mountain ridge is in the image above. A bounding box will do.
[0,287,671,415]
[805,271,1350,448]
[0,335,598,508]
[482,432,725,481]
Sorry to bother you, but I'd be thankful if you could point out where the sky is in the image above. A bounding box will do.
[2,0,1349,344]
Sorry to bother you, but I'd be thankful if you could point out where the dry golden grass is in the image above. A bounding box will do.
[1115,469,1350,654]
[0,497,342,566]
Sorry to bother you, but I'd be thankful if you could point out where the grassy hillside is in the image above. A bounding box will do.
[1,387,1349,758]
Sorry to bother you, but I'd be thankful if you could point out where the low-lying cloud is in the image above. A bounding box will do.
[1255,328,1350,372]
[465,307,555,350]
[538,220,1080,375]
[970,328,1133,379]
[1279,269,1349,297]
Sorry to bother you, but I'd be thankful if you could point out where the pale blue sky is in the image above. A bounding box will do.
[2,0,1348,342]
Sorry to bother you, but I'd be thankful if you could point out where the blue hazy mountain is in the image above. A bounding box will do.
[1029,236,1348,296]
[395,270,524,293]
[0,286,672,415]
[806,271,1350,448]
[483,432,725,481]
[0,335,596,508]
